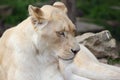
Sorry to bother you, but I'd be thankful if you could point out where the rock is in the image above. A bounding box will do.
[0,5,13,17]
[76,32,95,43]
[110,6,120,10]
[76,30,119,59]
[98,58,108,64]
[75,19,104,33]
[114,64,120,67]
[106,20,120,27]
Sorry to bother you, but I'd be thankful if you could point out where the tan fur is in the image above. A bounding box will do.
[0,2,79,80]
[59,44,120,80]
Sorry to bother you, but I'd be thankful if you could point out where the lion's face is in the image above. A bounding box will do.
[28,2,80,60]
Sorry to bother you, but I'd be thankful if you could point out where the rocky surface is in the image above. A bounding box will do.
[76,30,119,59]
[75,18,104,33]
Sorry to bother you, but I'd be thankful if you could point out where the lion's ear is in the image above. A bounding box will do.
[28,5,43,19]
[28,5,48,29]
[53,2,67,13]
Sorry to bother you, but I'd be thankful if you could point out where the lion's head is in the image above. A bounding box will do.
[28,2,80,60]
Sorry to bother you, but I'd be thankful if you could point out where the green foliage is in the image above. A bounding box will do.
[77,0,120,41]
[108,57,120,64]
[0,0,48,25]
[77,0,120,20]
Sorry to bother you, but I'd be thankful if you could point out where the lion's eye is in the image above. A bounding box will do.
[56,32,65,37]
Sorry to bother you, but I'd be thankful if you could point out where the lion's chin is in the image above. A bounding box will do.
[58,56,74,61]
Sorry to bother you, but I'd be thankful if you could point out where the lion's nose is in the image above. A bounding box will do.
[71,47,80,55]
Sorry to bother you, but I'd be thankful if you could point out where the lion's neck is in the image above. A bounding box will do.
[17,17,48,52]
[17,17,35,36]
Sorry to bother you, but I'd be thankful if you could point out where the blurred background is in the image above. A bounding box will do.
[0,0,120,64]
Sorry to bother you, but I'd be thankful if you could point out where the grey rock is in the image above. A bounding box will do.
[0,5,13,17]
[75,20,104,33]
[98,58,108,64]
[76,30,119,59]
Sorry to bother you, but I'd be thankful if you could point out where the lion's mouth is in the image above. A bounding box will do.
[58,56,74,61]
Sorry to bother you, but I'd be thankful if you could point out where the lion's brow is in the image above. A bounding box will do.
[68,24,76,33]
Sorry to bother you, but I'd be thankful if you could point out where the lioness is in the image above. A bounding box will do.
[0,2,80,80]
